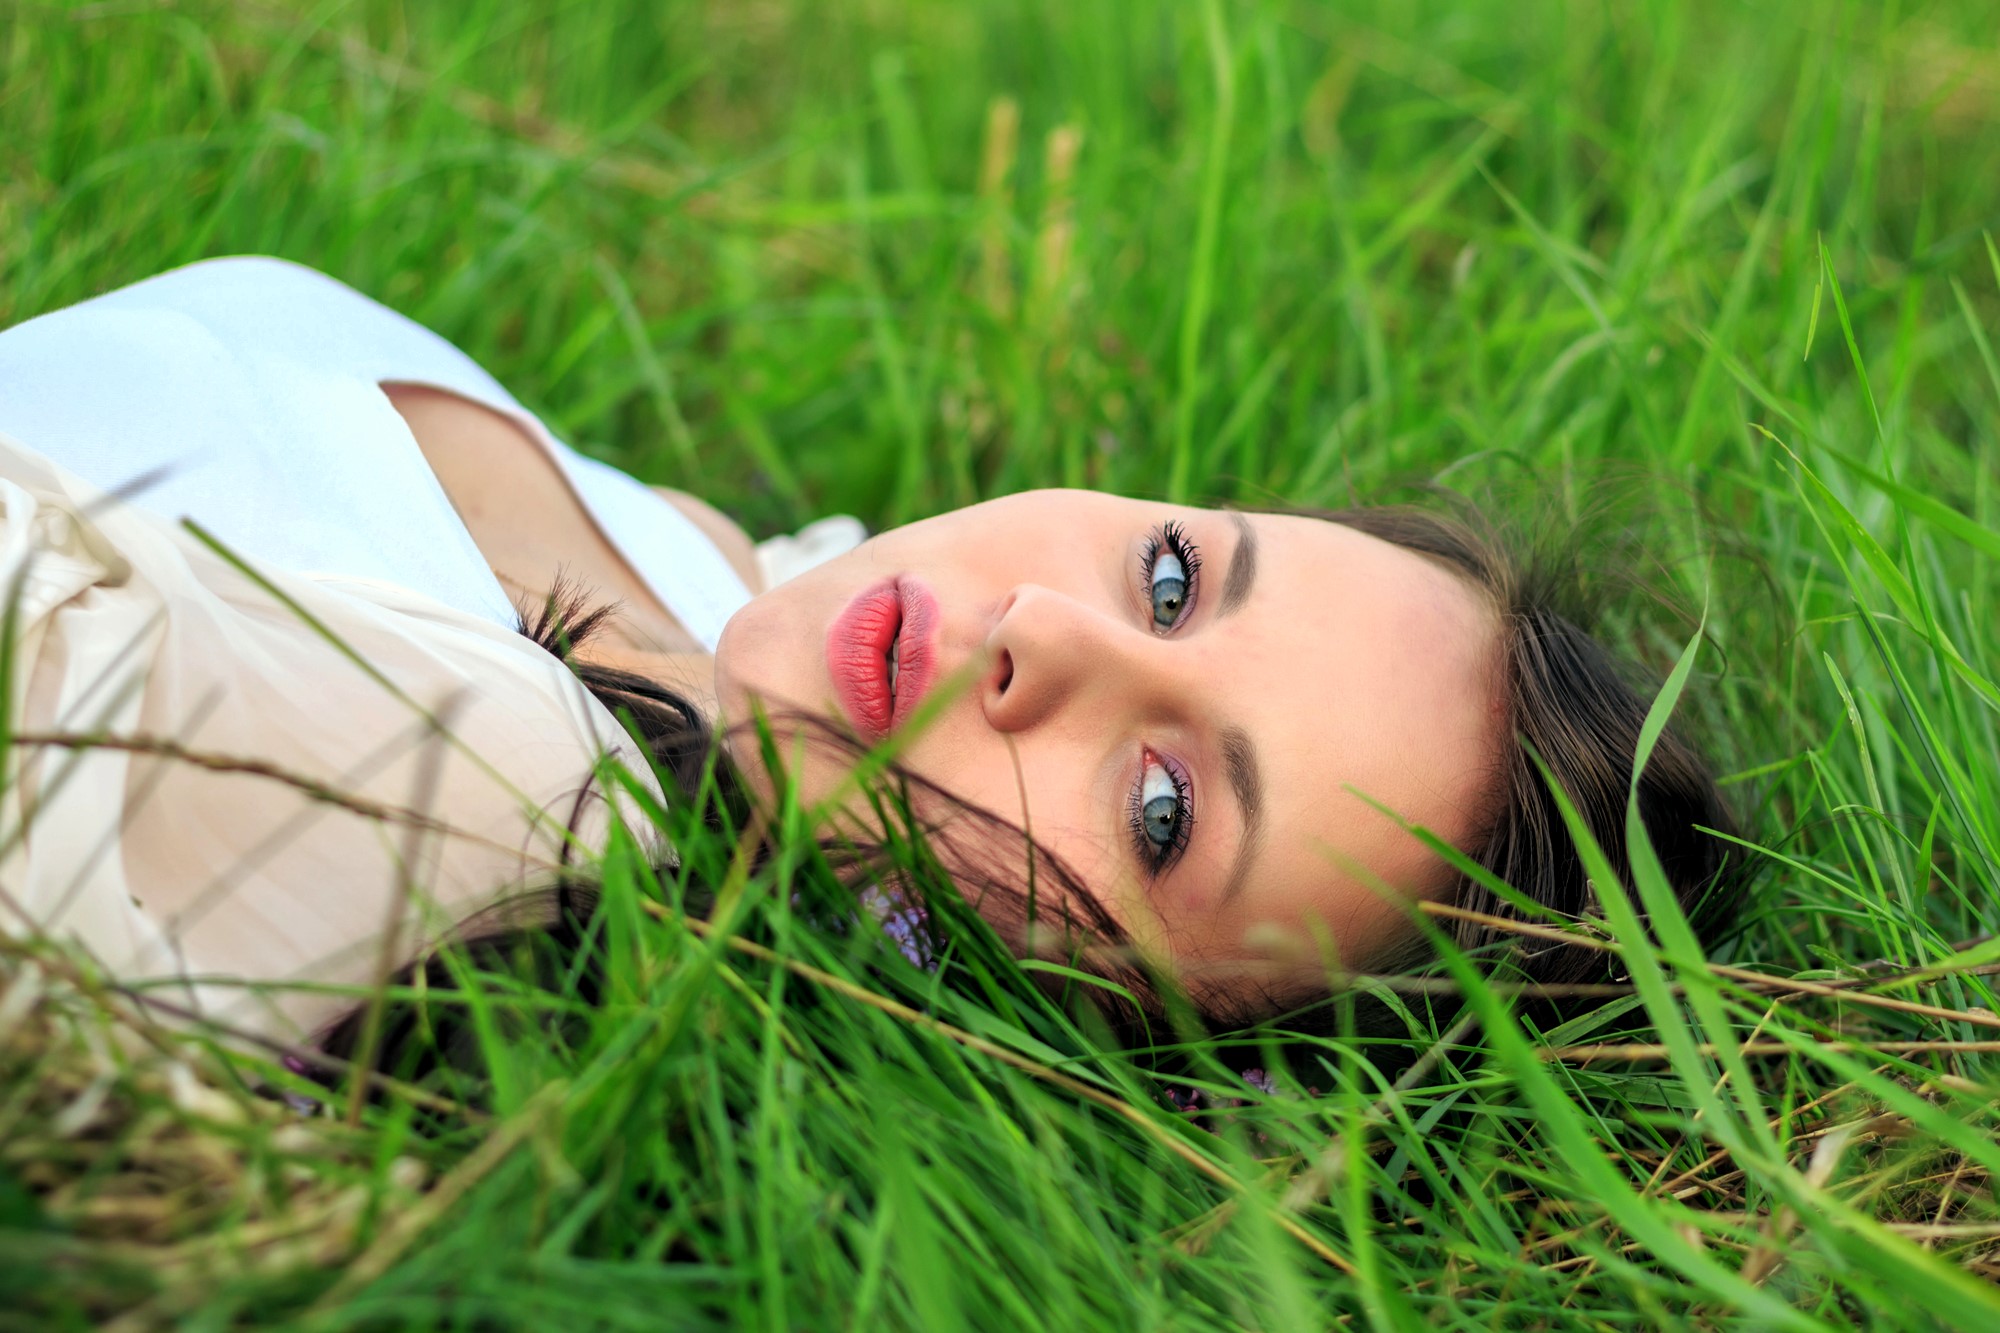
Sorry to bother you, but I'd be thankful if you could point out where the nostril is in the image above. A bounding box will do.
[995,648,1014,695]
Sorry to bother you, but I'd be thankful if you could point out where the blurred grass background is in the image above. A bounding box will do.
[7,0,2000,1327]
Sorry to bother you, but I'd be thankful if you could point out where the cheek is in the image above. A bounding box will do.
[889,729,1145,917]
[895,723,1060,829]
[1196,869,1410,972]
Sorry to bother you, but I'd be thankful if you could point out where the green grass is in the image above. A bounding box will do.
[6,0,2000,1326]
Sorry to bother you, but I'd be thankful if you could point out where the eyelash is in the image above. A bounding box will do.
[1127,749,1194,875]
[1138,520,1202,633]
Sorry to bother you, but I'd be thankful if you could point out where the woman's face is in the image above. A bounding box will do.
[714,491,1501,996]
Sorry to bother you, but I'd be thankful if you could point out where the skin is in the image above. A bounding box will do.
[718,491,1506,996]
[393,387,1506,1004]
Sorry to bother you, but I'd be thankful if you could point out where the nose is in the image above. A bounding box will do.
[979,585,1176,734]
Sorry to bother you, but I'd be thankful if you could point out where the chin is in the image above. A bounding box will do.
[709,608,752,728]
[709,599,833,786]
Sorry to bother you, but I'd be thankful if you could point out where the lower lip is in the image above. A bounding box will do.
[826,576,939,739]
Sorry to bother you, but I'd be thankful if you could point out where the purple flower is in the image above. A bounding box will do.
[858,883,937,970]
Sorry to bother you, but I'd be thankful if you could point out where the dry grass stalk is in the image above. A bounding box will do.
[976,96,1020,318]
[0,947,421,1327]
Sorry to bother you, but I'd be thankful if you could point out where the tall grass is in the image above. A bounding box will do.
[5,0,2000,1326]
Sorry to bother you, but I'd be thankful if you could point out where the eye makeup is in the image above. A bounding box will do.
[1129,746,1194,875]
[1138,521,1202,632]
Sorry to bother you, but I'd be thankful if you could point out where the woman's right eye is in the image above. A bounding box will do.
[1140,521,1202,632]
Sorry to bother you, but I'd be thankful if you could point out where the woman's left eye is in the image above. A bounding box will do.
[1129,751,1193,873]
[1140,521,1202,632]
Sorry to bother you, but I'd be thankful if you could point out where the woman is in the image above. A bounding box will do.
[0,256,1740,1055]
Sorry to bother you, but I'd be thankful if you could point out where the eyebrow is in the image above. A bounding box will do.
[1204,514,1263,901]
[1217,725,1265,906]
[1218,511,1258,617]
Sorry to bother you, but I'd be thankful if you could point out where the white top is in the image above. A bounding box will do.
[0,257,861,1046]
[0,425,662,1044]
[0,255,754,649]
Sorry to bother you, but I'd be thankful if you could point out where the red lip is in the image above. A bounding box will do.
[826,576,940,739]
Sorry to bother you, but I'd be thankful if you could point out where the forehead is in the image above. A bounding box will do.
[1230,511,1502,895]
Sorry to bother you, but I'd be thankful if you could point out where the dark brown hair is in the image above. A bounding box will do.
[1320,501,1744,990]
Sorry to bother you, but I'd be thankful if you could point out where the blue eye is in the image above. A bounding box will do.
[1141,521,1202,631]
[1130,753,1193,873]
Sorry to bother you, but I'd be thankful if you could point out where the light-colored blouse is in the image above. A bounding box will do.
[0,257,856,1046]
[0,255,758,647]
[0,426,654,1044]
